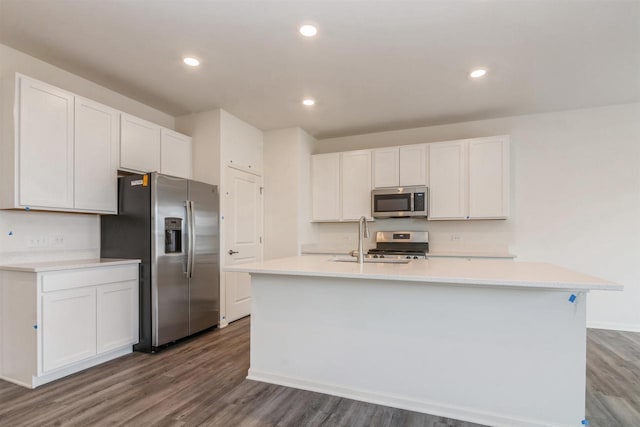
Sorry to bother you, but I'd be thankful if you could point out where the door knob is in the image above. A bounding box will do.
[228,250,239,255]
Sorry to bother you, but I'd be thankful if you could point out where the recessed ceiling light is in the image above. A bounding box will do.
[470,69,487,78]
[299,24,318,37]
[183,57,200,67]
[302,98,315,106]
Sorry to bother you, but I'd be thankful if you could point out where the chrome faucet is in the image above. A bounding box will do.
[356,216,369,264]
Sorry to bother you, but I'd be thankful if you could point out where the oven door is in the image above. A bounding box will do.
[372,191,413,218]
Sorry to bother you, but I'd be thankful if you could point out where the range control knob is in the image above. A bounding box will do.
[380,255,385,258]
[373,255,379,258]
[413,256,419,260]
[406,256,411,259]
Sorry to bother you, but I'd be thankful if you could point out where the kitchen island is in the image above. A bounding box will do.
[226,256,621,427]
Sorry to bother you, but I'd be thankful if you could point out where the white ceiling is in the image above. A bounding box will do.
[1,0,638,138]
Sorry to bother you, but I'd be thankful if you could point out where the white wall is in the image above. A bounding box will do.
[0,44,175,264]
[263,127,316,259]
[0,211,99,264]
[313,103,640,332]
[298,129,316,248]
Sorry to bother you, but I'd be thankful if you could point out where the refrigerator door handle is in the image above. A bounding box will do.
[189,200,197,278]
[185,201,193,278]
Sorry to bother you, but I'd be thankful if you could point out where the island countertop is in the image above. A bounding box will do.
[225,255,621,292]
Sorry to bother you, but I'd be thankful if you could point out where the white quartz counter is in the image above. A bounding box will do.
[0,258,141,273]
[226,255,621,292]
[301,248,516,258]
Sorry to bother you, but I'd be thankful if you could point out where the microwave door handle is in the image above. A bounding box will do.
[410,192,415,212]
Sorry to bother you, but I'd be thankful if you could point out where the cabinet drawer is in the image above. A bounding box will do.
[42,265,138,293]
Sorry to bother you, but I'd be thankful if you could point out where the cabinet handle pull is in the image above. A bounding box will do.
[228,250,239,255]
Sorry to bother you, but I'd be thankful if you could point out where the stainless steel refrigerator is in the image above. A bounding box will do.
[101,173,219,353]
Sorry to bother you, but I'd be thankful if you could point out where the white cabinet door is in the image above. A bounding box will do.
[42,287,96,373]
[400,144,427,186]
[74,97,119,213]
[311,153,341,221]
[429,141,467,219]
[18,76,74,209]
[373,147,399,188]
[97,281,138,354]
[120,113,161,173]
[468,136,510,219]
[161,128,192,178]
[341,150,372,220]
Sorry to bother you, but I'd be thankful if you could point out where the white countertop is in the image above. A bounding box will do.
[0,258,141,273]
[425,250,516,258]
[226,255,621,292]
[300,248,516,258]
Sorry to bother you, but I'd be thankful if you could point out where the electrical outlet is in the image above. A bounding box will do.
[27,236,49,248]
[451,234,462,242]
[51,235,64,246]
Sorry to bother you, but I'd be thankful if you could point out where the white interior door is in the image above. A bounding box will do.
[225,166,262,323]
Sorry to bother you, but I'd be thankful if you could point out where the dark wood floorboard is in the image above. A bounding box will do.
[1,317,639,426]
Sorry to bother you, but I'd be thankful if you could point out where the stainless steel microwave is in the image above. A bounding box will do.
[372,186,428,218]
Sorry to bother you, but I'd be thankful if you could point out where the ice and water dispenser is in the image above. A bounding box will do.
[164,217,183,253]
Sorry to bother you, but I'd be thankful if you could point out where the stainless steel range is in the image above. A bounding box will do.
[367,231,429,260]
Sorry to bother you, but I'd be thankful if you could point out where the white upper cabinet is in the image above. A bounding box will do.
[120,113,161,173]
[341,150,372,221]
[121,115,192,178]
[373,144,427,188]
[18,76,74,209]
[3,75,117,214]
[0,74,192,214]
[312,153,341,221]
[74,97,119,213]
[468,136,510,219]
[161,128,192,178]
[312,150,372,222]
[429,140,468,219]
[373,147,400,188]
[399,144,428,186]
[429,136,510,220]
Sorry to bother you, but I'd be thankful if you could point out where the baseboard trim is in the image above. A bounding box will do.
[247,369,573,427]
[587,321,640,333]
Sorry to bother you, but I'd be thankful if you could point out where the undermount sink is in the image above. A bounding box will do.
[330,256,411,264]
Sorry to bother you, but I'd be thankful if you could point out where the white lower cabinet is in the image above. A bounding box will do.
[0,262,139,388]
[42,287,97,372]
[97,281,138,354]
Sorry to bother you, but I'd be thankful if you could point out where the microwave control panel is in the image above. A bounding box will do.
[414,192,425,212]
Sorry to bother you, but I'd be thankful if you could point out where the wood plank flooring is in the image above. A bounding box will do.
[0,317,638,426]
